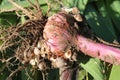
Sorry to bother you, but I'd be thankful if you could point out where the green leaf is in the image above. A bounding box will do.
[0,0,46,12]
[96,0,116,39]
[62,0,88,14]
[0,62,9,80]
[62,0,74,8]
[78,69,86,80]
[0,0,3,5]
[20,15,26,24]
[109,65,120,80]
[48,69,59,80]
[0,12,18,26]
[106,0,120,34]
[76,0,88,14]
[84,3,116,42]
[21,69,30,80]
[88,0,98,2]
[80,58,104,80]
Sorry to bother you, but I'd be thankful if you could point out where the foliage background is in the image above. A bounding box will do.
[0,0,120,80]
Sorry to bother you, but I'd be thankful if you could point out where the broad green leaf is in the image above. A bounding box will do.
[78,69,86,80]
[20,15,26,24]
[48,69,59,80]
[96,0,116,39]
[21,66,43,80]
[88,0,98,2]
[106,0,120,34]
[62,0,88,14]
[84,4,116,42]
[0,62,9,80]
[0,0,46,12]
[109,65,120,80]
[62,0,75,8]
[80,58,104,80]
[21,69,30,80]
[0,12,18,26]
[76,0,88,14]
[0,0,3,5]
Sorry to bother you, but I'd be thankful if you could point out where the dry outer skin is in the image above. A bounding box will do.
[43,12,78,57]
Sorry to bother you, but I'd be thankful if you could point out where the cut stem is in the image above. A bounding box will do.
[77,35,120,65]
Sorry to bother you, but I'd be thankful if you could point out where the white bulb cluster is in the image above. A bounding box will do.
[28,39,78,71]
